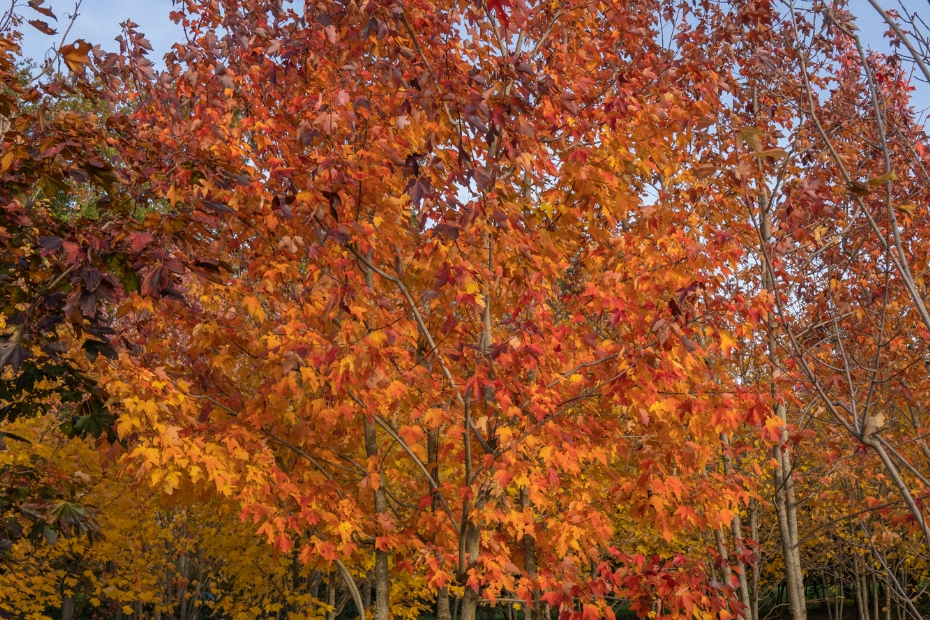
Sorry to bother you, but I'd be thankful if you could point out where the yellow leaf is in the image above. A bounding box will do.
[750,148,788,159]
[719,330,737,358]
[166,185,181,207]
[243,296,266,321]
[869,170,898,186]
[60,40,92,73]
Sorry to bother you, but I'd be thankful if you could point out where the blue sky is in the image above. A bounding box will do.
[17,0,182,66]
[14,0,930,113]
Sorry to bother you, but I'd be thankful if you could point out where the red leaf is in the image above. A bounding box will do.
[487,0,511,29]
[28,19,57,35]
[61,241,82,264]
[129,232,154,252]
[141,266,164,297]
[27,0,56,19]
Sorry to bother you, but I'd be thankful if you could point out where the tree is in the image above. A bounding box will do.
[9,0,930,619]
[101,0,785,618]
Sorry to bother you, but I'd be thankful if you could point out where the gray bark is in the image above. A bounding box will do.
[762,196,806,620]
[520,488,547,620]
[60,593,75,620]
[364,417,391,620]
[429,428,452,620]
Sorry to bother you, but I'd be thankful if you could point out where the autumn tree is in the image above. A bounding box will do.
[9,0,930,619]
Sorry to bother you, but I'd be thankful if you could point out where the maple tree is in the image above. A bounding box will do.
[6,0,930,619]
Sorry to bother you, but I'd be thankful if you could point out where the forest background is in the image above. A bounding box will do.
[3,0,930,619]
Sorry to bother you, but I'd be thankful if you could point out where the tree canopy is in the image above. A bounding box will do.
[3,0,930,619]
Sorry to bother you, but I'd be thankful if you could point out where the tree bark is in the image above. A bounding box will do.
[429,428,452,620]
[854,559,870,620]
[824,574,833,620]
[178,551,190,620]
[60,592,75,620]
[721,434,752,619]
[520,488,547,620]
[714,527,734,593]
[326,570,337,620]
[364,417,391,620]
[459,510,483,620]
[761,195,806,620]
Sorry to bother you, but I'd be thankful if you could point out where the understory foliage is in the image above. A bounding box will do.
[3,0,930,619]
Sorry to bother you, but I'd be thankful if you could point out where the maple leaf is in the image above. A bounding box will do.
[0,336,32,372]
[486,0,512,29]
[60,40,92,73]
[27,19,56,35]
[27,0,56,19]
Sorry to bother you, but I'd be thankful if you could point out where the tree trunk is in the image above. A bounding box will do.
[885,567,892,620]
[773,436,806,620]
[437,590,452,620]
[836,572,846,620]
[459,514,482,620]
[327,570,337,620]
[761,195,806,620]
[824,574,833,620]
[178,551,190,620]
[750,501,760,620]
[520,488,546,620]
[363,573,372,612]
[854,560,869,620]
[61,592,75,620]
[364,417,391,620]
[721,434,752,619]
[429,428,452,620]
[714,527,735,596]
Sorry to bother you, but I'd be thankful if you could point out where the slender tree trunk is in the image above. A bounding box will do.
[60,592,75,620]
[715,527,735,593]
[837,572,844,620]
[429,428,452,620]
[761,195,806,620]
[437,589,453,620]
[773,423,807,620]
[750,501,760,620]
[824,574,833,620]
[178,551,190,620]
[854,560,869,620]
[326,570,337,620]
[363,573,372,612]
[364,417,391,620]
[884,575,891,620]
[191,564,205,620]
[459,508,483,620]
[360,260,391,620]
[520,488,546,620]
